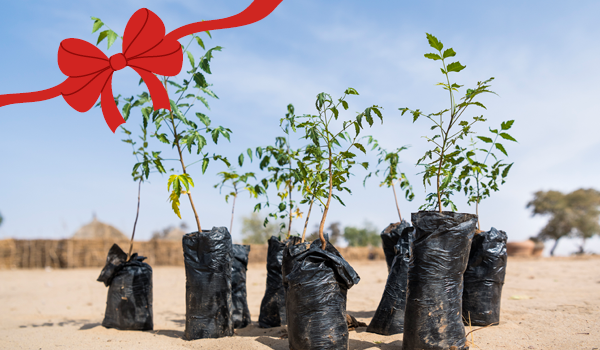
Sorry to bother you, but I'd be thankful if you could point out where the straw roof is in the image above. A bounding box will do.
[72,217,128,240]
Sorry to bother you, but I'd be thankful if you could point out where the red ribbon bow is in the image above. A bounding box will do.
[0,0,283,132]
[59,9,182,132]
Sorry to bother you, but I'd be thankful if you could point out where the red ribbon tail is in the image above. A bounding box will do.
[165,0,283,41]
[132,67,171,110]
[101,76,126,133]
[0,83,64,108]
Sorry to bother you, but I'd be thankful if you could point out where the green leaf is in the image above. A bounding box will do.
[193,72,208,88]
[196,112,211,126]
[424,53,442,60]
[502,163,513,178]
[341,100,349,110]
[353,143,366,154]
[238,153,244,166]
[499,133,517,142]
[92,19,103,33]
[345,87,359,95]
[501,120,515,130]
[96,30,108,46]
[195,36,205,49]
[107,30,118,49]
[446,61,466,73]
[426,33,443,51]
[442,48,456,58]
[186,51,195,68]
[477,136,493,143]
[495,143,508,156]
[202,158,209,174]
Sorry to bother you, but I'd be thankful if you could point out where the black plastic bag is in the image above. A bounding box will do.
[97,244,153,331]
[232,244,251,329]
[367,226,413,335]
[183,227,234,340]
[402,211,477,350]
[462,227,507,326]
[283,239,360,350]
[258,236,287,328]
[381,219,411,272]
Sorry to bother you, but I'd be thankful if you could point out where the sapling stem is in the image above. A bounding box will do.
[164,78,202,233]
[301,198,314,243]
[127,177,142,260]
[318,142,333,250]
[391,180,402,222]
[230,184,237,234]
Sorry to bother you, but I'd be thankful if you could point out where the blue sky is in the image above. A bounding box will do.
[1,0,599,255]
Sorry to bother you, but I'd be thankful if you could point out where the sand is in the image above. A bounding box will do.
[1,257,599,350]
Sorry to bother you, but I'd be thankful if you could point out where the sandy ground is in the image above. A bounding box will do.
[0,257,599,350]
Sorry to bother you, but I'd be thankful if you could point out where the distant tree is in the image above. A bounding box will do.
[527,188,600,255]
[0,211,3,227]
[305,222,342,245]
[241,213,284,244]
[344,222,380,247]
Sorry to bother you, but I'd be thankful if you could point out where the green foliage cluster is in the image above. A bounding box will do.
[400,33,497,212]
[240,213,284,244]
[91,17,230,232]
[528,189,600,255]
[343,222,380,247]
[290,88,383,246]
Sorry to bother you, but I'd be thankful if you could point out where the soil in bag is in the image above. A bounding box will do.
[283,238,360,350]
[367,225,413,335]
[381,219,411,272]
[402,211,477,350]
[97,244,153,331]
[462,227,507,326]
[183,227,234,340]
[232,244,251,329]
[258,236,287,328]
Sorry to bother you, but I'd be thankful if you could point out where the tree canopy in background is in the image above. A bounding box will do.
[527,188,600,255]
[344,222,380,247]
[240,213,284,244]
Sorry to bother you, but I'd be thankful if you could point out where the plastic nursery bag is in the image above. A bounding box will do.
[183,227,234,340]
[97,244,153,331]
[367,225,413,335]
[283,239,360,350]
[462,227,507,326]
[232,244,251,328]
[258,236,287,328]
[402,211,477,350]
[381,219,411,272]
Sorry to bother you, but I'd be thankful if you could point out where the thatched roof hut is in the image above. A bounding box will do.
[72,217,128,240]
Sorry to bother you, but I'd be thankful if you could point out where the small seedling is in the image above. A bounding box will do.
[400,33,495,212]
[214,168,259,234]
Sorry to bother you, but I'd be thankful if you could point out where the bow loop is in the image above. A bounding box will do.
[58,39,109,77]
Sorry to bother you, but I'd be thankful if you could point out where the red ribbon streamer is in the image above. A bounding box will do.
[0,0,283,132]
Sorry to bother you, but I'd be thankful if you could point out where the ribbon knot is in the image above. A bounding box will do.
[0,1,284,133]
[109,53,127,71]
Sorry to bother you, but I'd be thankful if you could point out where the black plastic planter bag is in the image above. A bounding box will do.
[283,239,360,350]
[367,226,413,335]
[462,227,507,326]
[381,219,411,272]
[402,211,477,350]
[258,236,287,328]
[183,227,234,340]
[232,244,251,329]
[97,244,153,331]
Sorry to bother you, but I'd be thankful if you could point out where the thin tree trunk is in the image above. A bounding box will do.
[391,180,402,222]
[550,238,560,256]
[319,145,334,250]
[476,200,480,232]
[230,194,237,234]
[301,199,314,243]
[287,179,293,238]
[128,178,142,259]
[165,79,202,233]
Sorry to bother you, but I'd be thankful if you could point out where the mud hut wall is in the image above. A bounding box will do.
[0,239,385,269]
